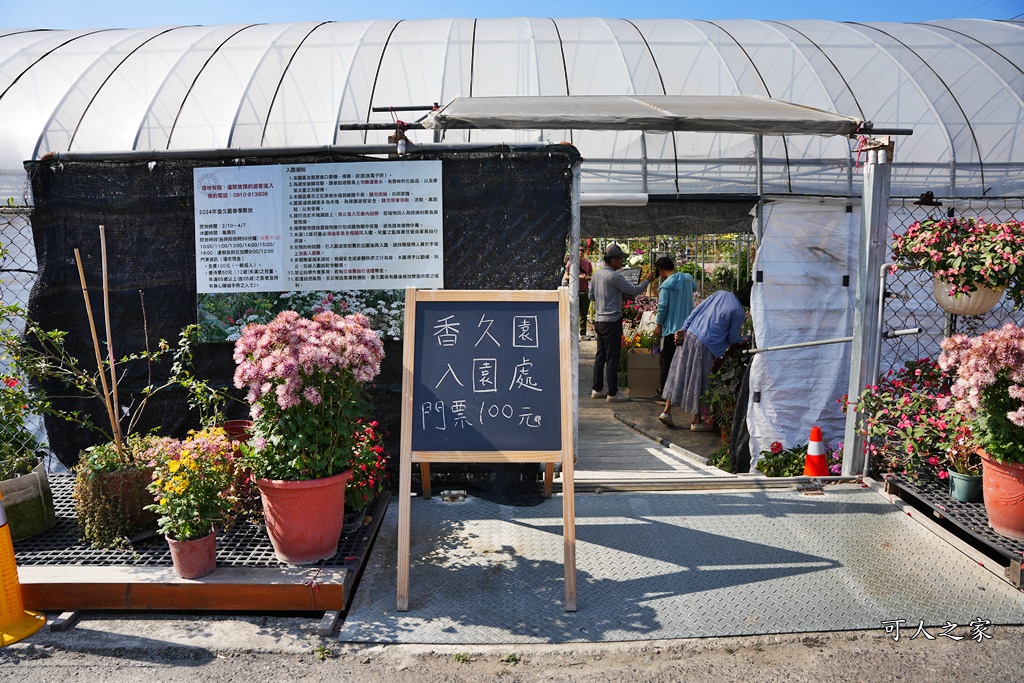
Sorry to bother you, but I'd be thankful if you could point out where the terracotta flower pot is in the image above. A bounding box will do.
[167,531,218,579]
[255,469,352,565]
[222,420,254,442]
[979,450,1024,540]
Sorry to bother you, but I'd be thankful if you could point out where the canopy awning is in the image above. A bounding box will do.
[422,95,864,136]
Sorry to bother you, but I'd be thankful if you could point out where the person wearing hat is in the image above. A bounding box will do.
[589,243,657,402]
[651,256,695,413]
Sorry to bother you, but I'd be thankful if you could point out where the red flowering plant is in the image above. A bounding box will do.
[890,217,1024,307]
[938,322,1024,465]
[753,439,844,477]
[346,420,388,513]
[945,424,981,476]
[847,358,967,481]
[0,374,45,480]
[232,310,385,481]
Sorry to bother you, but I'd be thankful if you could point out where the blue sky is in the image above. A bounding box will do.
[5,0,1021,29]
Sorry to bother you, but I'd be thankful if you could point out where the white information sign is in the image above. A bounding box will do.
[193,161,444,293]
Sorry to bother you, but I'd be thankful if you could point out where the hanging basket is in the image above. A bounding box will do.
[932,278,1004,316]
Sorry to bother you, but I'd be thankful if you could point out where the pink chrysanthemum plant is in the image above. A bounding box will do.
[938,322,1024,465]
[232,310,385,481]
[890,216,1024,308]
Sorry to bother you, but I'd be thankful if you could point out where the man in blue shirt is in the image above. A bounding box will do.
[659,281,751,429]
[652,256,695,402]
[589,243,656,402]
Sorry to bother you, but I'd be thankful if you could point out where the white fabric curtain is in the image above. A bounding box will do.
[747,200,860,468]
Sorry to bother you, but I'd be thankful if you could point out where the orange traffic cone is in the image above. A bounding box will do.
[803,426,829,477]
[0,491,46,646]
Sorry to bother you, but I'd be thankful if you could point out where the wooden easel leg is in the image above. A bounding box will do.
[397,455,413,611]
[543,462,554,499]
[561,456,577,612]
[420,462,432,500]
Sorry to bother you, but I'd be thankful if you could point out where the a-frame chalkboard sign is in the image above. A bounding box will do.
[397,287,577,612]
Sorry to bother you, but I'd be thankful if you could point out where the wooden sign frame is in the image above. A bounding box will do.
[397,287,576,612]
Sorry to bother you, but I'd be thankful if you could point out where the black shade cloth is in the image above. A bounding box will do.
[26,144,580,506]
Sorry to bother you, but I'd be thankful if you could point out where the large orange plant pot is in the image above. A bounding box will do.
[255,469,352,565]
[980,450,1024,541]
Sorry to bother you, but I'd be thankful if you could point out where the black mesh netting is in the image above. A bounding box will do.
[26,145,579,506]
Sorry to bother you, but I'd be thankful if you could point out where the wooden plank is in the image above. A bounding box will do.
[317,610,341,636]
[559,286,577,612]
[419,462,432,500]
[543,462,554,499]
[397,287,417,612]
[413,289,560,303]
[18,566,348,612]
[49,611,81,632]
[412,451,562,463]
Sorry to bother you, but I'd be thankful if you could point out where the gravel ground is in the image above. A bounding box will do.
[2,617,1021,682]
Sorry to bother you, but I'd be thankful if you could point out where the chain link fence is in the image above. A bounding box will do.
[0,206,34,313]
[880,197,1024,377]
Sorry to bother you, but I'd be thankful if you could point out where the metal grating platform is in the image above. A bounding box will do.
[888,474,1024,586]
[338,485,1024,644]
[15,474,385,572]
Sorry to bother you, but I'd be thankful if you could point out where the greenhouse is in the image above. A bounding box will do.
[1,16,1023,467]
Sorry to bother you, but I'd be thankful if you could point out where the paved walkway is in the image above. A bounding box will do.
[336,341,1024,645]
[338,486,1024,644]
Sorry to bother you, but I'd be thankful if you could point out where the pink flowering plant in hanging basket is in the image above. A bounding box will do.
[890,217,1024,307]
[232,310,385,481]
[938,322,1024,465]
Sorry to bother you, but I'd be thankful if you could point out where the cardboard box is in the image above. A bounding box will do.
[626,349,660,398]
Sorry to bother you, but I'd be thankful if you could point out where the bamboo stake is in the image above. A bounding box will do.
[99,225,125,450]
[74,247,123,459]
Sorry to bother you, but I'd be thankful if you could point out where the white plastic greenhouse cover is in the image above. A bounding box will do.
[1,17,1022,201]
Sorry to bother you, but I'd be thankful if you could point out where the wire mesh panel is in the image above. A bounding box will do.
[880,197,1024,378]
[0,207,34,312]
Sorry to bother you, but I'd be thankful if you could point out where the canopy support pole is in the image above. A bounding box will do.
[843,143,893,476]
[754,135,764,243]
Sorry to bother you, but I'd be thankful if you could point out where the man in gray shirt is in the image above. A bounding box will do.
[589,243,657,401]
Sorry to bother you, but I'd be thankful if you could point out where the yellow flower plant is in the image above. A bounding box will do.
[144,427,237,541]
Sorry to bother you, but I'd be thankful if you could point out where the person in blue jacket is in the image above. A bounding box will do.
[589,243,657,402]
[659,281,752,429]
[652,256,695,402]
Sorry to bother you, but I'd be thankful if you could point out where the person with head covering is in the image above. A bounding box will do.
[652,256,695,401]
[659,281,752,429]
[589,243,657,402]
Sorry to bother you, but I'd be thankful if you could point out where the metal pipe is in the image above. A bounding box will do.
[745,337,853,354]
[370,105,437,112]
[339,122,427,130]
